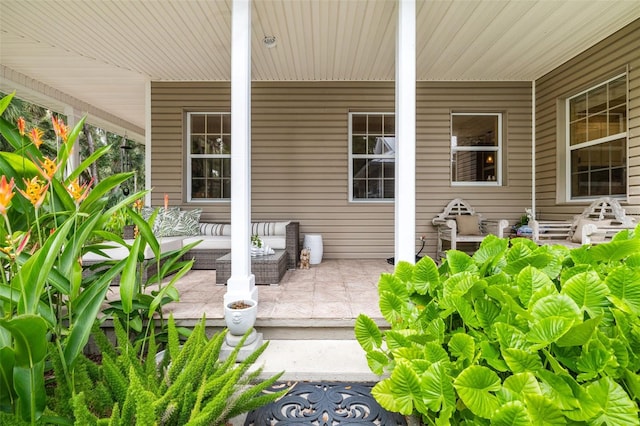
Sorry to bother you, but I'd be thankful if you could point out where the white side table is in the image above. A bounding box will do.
[303,234,323,265]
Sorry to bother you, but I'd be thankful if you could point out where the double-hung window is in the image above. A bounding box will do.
[451,113,502,185]
[567,74,627,199]
[187,112,231,201]
[349,112,395,201]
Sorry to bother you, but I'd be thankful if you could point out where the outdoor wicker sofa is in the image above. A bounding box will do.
[181,221,300,270]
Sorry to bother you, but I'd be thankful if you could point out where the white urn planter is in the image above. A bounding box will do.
[224,299,258,347]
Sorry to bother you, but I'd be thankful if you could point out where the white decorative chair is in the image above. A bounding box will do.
[432,198,510,260]
[530,197,637,247]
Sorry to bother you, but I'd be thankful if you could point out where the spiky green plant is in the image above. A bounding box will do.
[356,229,640,425]
[73,315,287,425]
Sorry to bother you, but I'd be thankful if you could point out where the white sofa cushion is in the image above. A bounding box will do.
[183,235,231,250]
[82,236,184,262]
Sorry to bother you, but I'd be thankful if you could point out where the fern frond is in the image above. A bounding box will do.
[71,392,99,426]
[101,353,128,405]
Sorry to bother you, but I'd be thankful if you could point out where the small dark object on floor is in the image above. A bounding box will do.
[387,239,425,265]
[244,381,407,425]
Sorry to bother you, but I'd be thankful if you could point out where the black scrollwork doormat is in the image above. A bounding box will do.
[244,382,407,425]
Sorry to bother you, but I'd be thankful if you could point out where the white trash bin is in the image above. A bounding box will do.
[303,234,323,265]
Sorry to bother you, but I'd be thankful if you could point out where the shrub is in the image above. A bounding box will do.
[356,231,640,425]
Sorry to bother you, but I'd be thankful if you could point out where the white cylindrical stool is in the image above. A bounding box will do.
[303,234,323,265]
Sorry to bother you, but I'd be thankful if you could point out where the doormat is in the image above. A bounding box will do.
[244,381,407,425]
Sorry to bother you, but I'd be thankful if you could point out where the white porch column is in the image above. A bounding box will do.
[225,0,257,305]
[394,0,416,263]
[144,81,152,206]
[531,81,536,219]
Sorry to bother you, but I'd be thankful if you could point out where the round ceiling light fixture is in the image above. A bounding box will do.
[263,35,277,48]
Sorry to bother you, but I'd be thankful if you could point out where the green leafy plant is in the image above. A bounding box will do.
[251,234,263,248]
[0,92,145,424]
[68,315,287,425]
[356,230,640,425]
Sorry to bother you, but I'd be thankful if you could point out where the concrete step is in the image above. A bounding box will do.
[249,338,381,382]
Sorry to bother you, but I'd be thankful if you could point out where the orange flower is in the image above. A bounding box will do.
[17,117,26,136]
[0,175,15,216]
[67,178,93,204]
[37,157,59,181]
[164,193,169,210]
[33,157,59,182]
[18,176,49,208]
[51,116,68,141]
[133,198,143,212]
[28,128,44,149]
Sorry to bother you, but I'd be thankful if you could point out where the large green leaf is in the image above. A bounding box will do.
[421,361,456,413]
[524,393,567,425]
[473,234,508,265]
[366,350,389,376]
[474,298,500,332]
[502,348,543,373]
[537,369,580,411]
[0,315,48,422]
[561,270,610,318]
[379,291,405,326]
[494,322,528,350]
[448,333,475,361]
[503,372,541,398]
[442,272,477,298]
[576,340,613,382]
[453,365,501,419]
[530,294,581,323]
[378,273,409,301]
[354,314,382,352]
[589,238,640,263]
[555,316,600,347]
[385,330,410,350]
[394,261,414,284]
[372,362,422,415]
[445,250,476,274]
[444,294,480,328]
[516,266,558,308]
[492,401,531,426]
[502,253,554,276]
[0,347,16,412]
[120,237,143,314]
[17,218,75,314]
[412,256,440,295]
[605,265,640,315]
[63,273,112,370]
[587,377,639,425]
[527,316,574,350]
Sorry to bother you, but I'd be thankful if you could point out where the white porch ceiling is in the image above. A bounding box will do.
[1,0,639,141]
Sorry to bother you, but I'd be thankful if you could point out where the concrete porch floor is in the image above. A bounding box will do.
[152,258,395,335]
[120,259,396,383]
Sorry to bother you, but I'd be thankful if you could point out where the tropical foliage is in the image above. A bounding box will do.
[0,92,280,424]
[356,232,640,425]
[69,315,287,425]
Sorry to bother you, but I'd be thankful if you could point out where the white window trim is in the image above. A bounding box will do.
[564,73,628,201]
[348,112,395,203]
[450,112,503,187]
[186,111,231,202]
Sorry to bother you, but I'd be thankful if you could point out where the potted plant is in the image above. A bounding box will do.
[225,299,259,345]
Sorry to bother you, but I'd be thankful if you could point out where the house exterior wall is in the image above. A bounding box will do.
[150,81,532,259]
[535,18,640,219]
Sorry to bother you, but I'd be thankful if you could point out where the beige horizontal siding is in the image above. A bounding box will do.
[535,18,640,219]
[151,80,532,259]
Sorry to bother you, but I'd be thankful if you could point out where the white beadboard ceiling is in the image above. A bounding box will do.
[1,0,639,141]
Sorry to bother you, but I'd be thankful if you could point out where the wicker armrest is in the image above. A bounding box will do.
[285,221,300,269]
